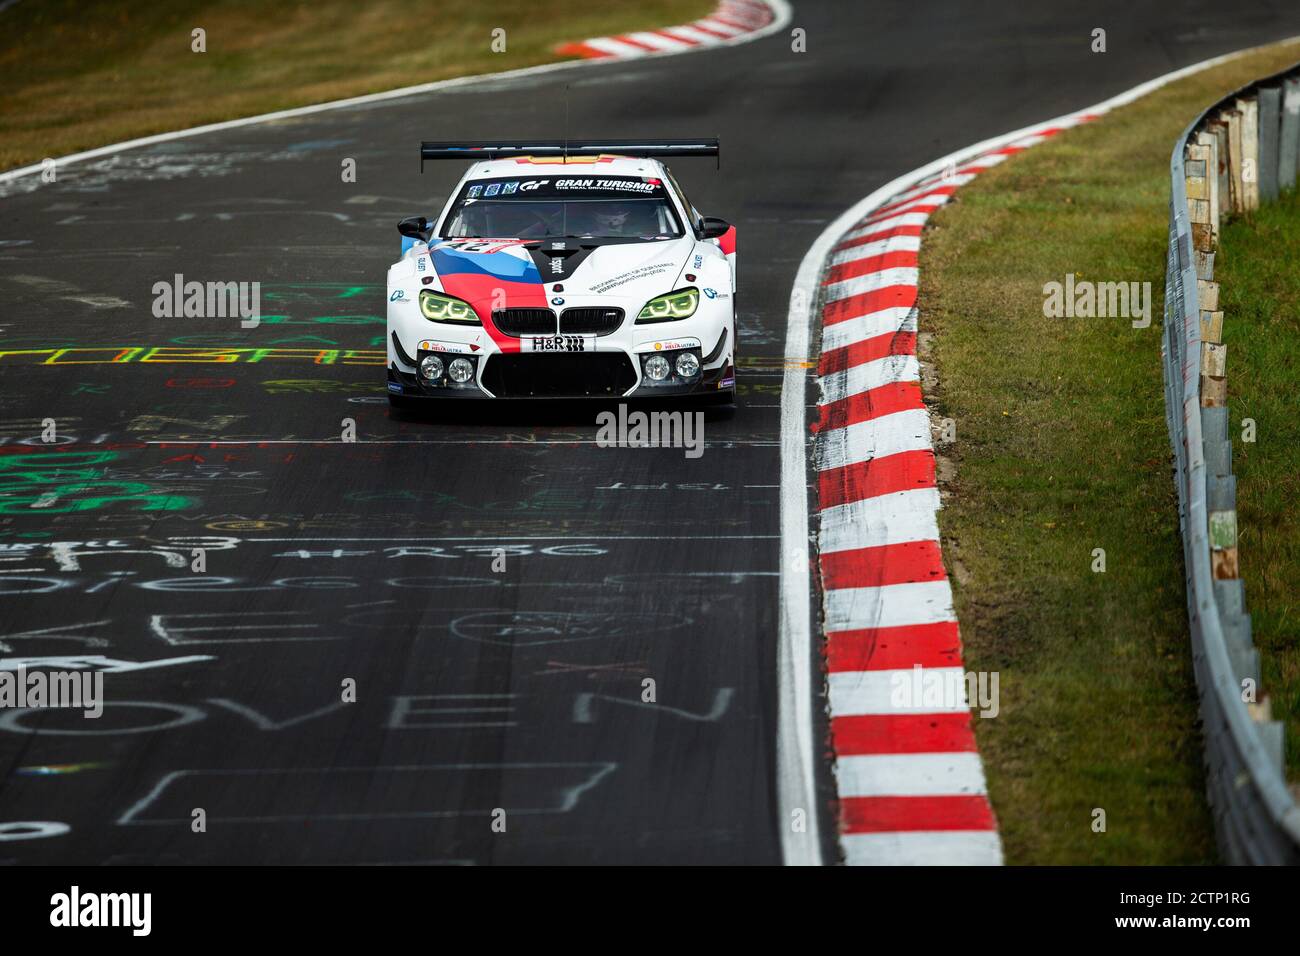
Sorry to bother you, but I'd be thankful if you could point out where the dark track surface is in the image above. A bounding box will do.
[3,1,1300,865]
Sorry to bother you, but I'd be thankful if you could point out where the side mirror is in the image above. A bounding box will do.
[700,216,731,240]
[398,215,434,241]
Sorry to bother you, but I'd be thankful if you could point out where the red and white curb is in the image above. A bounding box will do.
[777,43,1291,867]
[556,0,781,60]
[812,116,1100,867]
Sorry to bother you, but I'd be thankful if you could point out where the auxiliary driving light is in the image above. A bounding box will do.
[419,355,444,381]
[675,352,700,379]
[448,357,474,384]
[643,354,671,382]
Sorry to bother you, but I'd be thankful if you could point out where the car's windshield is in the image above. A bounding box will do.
[441,175,684,240]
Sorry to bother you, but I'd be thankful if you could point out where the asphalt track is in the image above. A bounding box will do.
[4,1,1300,866]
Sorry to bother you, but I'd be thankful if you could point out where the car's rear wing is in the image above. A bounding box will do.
[419,139,720,171]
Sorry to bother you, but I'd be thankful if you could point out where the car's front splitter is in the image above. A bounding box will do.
[389,357,733,401]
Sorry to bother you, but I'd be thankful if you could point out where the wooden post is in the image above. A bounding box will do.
[1201,341,1227,377]
[1186,143,1215,279]
[1198,279,1222,343]
[1196,131,1221,238]
[1237,96,1260,211]
[1226,109,1245,214]
[1208,121,1231,217]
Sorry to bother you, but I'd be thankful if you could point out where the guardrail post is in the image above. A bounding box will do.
[1259,86,1282,202]
[1196,131,1222,239]
[1283,79,1300,190]
[1238,96,1260,210]
[1208,120,1231,214]
[1186,143,1216,278]
[1226,108,1245,214]
[1198,279,1223,341]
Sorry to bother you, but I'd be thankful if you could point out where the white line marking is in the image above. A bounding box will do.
[583,37,652,58]
[818,490,943,554]
[819,355,920,405]
[839,211,932,243]
[836,752,990,798]
[624,31,693,52]
[823,266,919,303]
[842,831,1003,866]
[828,234,922,267]
[661,25,722,45]
[821,307,917,353]
[817,408,932,472]
[695,17,747,37]
[827,667,968,717]
[824,579,955,632]
[0,2,792,183]
[884,174,976,206]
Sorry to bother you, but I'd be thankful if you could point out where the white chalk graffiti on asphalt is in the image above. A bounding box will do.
[116,763,620,824]
[0,655,213,673]
[0,620,111,653]
[572,688,735,724]
[0,821,71,842]
[0,701,205,735]
[205,698,349,730]
[386,694,518,729]
[150,611,345,645]
[450,610,692,646]
[0,537,240,572]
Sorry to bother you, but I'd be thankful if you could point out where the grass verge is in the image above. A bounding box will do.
[0,0,714,172]
[1216,190,1300,782]
[918,38,1300,864]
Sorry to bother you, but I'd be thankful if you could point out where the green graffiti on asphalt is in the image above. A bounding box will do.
[0,451,197,514]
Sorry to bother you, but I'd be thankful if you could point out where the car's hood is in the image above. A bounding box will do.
[429,236,696,313]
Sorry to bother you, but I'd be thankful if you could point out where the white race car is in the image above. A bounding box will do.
[386,140,736,405]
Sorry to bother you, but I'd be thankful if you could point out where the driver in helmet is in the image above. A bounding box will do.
[570,202,636,237]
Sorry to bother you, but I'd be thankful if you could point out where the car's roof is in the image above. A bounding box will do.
[461,154,669,181]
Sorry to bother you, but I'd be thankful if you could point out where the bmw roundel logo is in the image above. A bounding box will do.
[551,297,565,306]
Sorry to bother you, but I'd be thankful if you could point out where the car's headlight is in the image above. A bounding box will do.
[636,287,698,323]
[420,289,478,324]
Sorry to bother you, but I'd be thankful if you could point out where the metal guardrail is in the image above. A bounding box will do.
[1163,62,1300,864]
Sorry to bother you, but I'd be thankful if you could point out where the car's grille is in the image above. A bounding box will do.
[560,307,625,336]
[481,353,637,398]
[492,308,556,336]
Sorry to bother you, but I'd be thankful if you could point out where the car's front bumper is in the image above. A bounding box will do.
[389,299,735,400]
[388,353,734,400]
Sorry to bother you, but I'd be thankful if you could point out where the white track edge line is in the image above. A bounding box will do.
[0,1,791,185]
